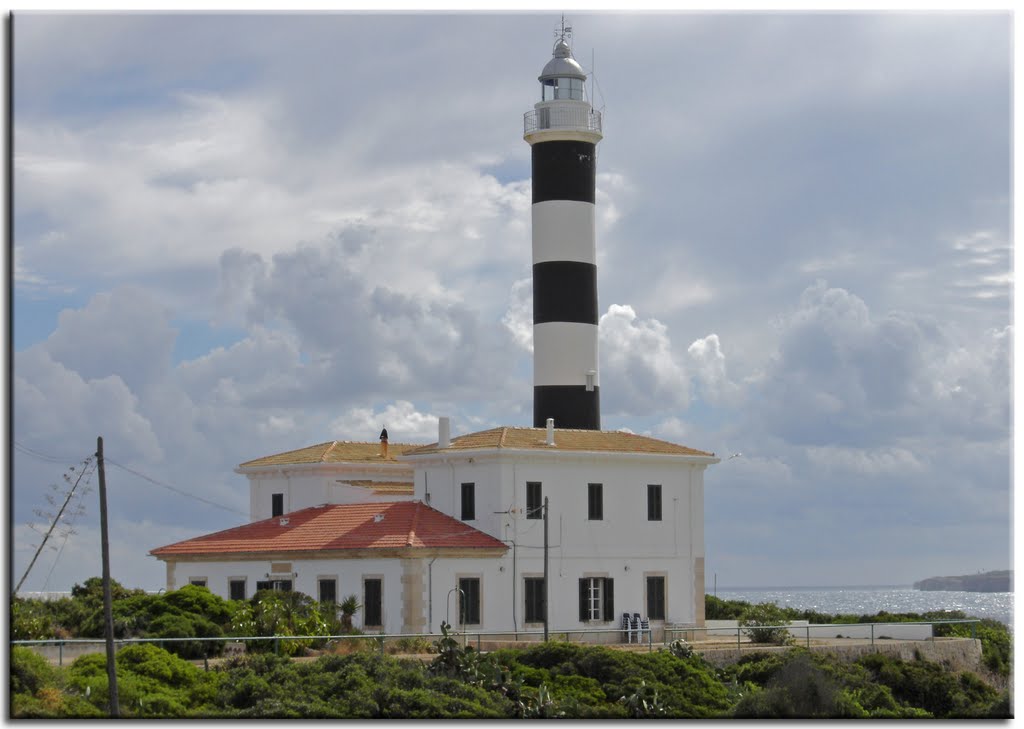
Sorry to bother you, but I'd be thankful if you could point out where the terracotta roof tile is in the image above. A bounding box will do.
[239,441,418,468]
[150,502,506,557]
[402,427,714,458]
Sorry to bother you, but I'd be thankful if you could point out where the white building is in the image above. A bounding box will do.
[151,422,718,641]
[151,26,719,643]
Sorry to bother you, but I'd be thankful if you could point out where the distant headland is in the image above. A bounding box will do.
[913,569,1011,593]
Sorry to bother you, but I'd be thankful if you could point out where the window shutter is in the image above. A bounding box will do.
[579,579,588,622]
[603,578,615,622]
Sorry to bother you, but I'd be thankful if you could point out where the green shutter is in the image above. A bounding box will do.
[579,578,588,622]
[603,578,615,622]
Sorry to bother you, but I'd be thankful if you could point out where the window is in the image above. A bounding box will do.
[229,579,246,601]
[272,493,284,517]
[526,482,542,519]
[588,483,603,520]
[646,576,666,620]
[256,580,293,592]
[647,484,662,521]
[524,577,546,624]
[578,577,614,622]
[189,578,207,588]
[363,578,383,627]
[318,578,337,605]
[459,577,481,626]
[461,483,475,521]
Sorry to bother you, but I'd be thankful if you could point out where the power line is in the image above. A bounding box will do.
[13,441,91,465]
[103,456,249,518]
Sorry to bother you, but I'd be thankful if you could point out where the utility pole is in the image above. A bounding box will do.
[543,496,549,642]
[96,437,119,717]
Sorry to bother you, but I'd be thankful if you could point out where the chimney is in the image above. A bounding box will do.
[438,416,451,449]
[546,418,555,446]
[379,427,389,458]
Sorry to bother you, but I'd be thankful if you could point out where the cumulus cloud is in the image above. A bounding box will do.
[15,347,164,463]
[42,286,176,391]
[751,280,1010,447]
[328,400,439,444]
[687,333,741,406]
[599,304,692,415]
[501,277,533,352]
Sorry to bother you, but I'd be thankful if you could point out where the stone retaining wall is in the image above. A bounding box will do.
[696,637,983,673]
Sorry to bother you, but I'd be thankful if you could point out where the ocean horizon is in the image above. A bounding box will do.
[710,585,1013,626]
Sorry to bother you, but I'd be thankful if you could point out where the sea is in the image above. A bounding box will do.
[713,586,1013,627]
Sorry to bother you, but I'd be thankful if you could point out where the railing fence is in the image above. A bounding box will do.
[13,619,980,666]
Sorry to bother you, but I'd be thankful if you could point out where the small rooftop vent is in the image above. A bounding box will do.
[278,518,289,526]
[374,513,385,523]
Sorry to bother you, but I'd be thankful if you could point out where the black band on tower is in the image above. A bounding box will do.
[534,385,601,430]
[533,261,598,324]
[532,140,596,204]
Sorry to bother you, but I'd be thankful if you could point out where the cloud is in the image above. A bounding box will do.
[599,304,692,416]
[14,347,164,464]
[327,400,440,444]
[751,280,1010,447]
[42,286,177,391]
[687,333,741,406]
[502,277,533,352]
[805,445,926,476]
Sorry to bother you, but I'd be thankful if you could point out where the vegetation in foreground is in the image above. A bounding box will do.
[10,585,1012,718]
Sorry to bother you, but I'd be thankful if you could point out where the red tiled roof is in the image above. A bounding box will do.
[150,502,506,557]
[402,427,715,458]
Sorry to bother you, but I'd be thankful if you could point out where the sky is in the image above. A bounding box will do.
[8,11,1013,592]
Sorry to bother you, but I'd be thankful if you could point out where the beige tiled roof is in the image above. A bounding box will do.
[402,427,714,458]
[239,441,418,468]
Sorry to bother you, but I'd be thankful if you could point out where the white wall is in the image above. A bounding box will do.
[245,466,414,521]
[414,451,709,629]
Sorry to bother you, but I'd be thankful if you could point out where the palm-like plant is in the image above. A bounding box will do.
[339,595,362,631]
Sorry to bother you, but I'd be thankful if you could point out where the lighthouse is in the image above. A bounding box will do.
[524,22,603,430]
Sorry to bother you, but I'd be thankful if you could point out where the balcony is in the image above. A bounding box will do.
[524,106,603,136]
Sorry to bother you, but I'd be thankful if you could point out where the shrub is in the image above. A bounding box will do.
[740,602,792,644]
[705,594,750,619]
[10,646,58,696]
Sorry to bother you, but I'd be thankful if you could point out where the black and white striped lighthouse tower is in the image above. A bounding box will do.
[524,22,603,430]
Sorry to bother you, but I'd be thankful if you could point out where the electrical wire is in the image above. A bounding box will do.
[13,441,91,465]
[103,456,249,518]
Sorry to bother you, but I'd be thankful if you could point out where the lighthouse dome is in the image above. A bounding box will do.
[539,38,586,82]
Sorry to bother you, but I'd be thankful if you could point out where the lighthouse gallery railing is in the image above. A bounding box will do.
[524,107,602,135]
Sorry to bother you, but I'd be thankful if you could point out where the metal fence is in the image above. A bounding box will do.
[13,619,980,667]
[523,107,602,135]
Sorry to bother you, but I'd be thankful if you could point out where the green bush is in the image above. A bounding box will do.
[10,646,58,696]
[732,654,842,718]
[740,602,793,644]
[705,594,750,619]
[857,653,1004,718]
